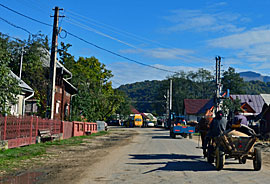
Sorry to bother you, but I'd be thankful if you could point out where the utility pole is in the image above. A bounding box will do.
[19,47,24,79]
[168,79,173,128]
[46,6,64,119]
[166,89,169,121]
[215,56,222,111]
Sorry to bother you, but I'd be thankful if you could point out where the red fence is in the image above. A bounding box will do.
[73,121,97,137]
[0,116,61,148]
[0,116,98,149]
[62,121,73,139]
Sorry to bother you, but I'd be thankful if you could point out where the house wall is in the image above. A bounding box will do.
[54,85,71,121]
[10,95,24,116]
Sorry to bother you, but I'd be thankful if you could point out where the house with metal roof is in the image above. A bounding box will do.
[10,71,34,116]
[230,95,264,116]
[184,99,213,121]
[26,49,77,120]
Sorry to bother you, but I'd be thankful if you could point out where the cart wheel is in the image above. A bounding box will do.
[215,147,225,171]
[189,134,193,139]
[207,145,214,163]
[253,148,262,171]
[239,157,247,164]
[182,134,187,138]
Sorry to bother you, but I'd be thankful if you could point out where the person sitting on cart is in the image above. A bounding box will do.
[203,110,227,157]
[232,109,256,136]
[234,109,248,126]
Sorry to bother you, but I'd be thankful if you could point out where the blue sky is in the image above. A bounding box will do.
[1,0,270,87]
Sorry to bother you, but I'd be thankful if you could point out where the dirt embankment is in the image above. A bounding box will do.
[1,128,137,184]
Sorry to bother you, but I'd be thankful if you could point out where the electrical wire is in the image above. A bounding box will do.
[0,17,33,36]
[0,3,52,27]
[65,18,138,49]
[64,17,205,69]
[65,30,179,74]
[66,10,171,48]
[0,4,204,74]
[65,9,210,61]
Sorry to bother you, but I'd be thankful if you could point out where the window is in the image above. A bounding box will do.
[56,101,60,114]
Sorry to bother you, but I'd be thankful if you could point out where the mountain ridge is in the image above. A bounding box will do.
[239,71,270,83]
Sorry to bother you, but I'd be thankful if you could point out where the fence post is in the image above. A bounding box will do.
[30,115,33,144]
[36,116,39,137]
[61,121,64,137]
[83,122,86,135]
[3,114,7,140]
[18,116,21,139]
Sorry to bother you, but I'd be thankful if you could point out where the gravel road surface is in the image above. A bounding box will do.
[77,128,270,184]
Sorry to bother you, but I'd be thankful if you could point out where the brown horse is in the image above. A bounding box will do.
[198,109,213,148]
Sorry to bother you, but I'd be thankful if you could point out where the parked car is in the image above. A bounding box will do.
[108,120,121,126]
[147,122,155,127]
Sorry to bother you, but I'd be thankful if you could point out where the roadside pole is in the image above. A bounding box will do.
[46,7,64,119]
[215,56,222,112]
[168,79,173,128]
[19,47,24,79]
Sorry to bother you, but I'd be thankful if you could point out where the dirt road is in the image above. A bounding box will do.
[76,128,270,184]
[2,127,270,184]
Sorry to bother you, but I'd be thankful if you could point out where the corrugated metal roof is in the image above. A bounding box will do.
[230,94,264,115]
[260,94,270,106]
[40,48,72,76]
[10,71,34,93]
[184,99,210,115]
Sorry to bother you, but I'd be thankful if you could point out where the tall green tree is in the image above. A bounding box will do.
[70,56,123,121]
[0,33,21,114]
[222,67,245,94]
[6,33,50,117]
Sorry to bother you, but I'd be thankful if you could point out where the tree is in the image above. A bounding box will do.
[70,56,123,121]
[222,67,245,94]
[0,33,21,114]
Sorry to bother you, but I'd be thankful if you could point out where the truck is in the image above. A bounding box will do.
[169,120,195,139]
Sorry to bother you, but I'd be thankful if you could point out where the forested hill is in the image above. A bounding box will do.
[118,80,168,115]
[118,68,270,116]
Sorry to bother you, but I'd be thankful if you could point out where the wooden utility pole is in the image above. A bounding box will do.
[168,79,173,128]
[46,6,63,119]
[215,56,222,111]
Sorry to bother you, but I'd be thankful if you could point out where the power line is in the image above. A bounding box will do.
[64,18,138,49]
[0,17,33,36]
[66,31,179,74]
[0,3,52,27]
[0,4,188,74]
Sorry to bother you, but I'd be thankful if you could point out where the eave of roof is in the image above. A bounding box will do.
[10,71,34,93]
[40,49,72,77]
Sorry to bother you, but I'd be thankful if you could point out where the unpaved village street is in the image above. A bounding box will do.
[76,128,270,184]
[2,128,270,184]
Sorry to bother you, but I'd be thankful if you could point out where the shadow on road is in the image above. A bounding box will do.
[152,135,187,139]
[129,154,201,160]
[128,154,216,173]
[151,135,172,139]
[153,129,168,132]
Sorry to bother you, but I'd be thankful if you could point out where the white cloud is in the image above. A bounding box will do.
[121,48,194,60]
[208,26,270,49]
[163,9,246,33]
[107,62,198,87]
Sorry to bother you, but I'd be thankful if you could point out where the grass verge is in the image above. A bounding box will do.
[0,131,109,173]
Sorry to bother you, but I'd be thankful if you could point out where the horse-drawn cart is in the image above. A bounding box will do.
[207,127,262,171]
